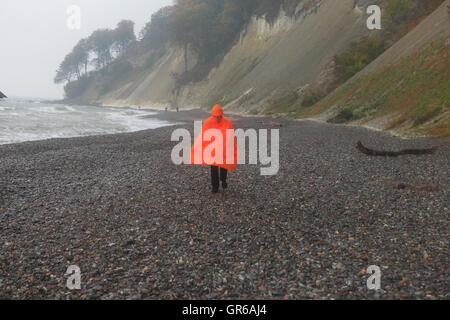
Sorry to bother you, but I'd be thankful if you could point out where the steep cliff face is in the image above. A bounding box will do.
[69,0,448,137]
[301,0,450,137]
[79,0,376,112]
[184,0,375,114]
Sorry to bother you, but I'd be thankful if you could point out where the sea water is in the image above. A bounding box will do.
[0,98,174,145]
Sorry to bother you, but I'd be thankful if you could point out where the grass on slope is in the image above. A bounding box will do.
[295,41,450,138]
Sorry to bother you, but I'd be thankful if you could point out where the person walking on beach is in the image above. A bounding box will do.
[191,104,237,193]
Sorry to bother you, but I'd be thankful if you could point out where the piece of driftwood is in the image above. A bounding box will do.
[357,141,438,157]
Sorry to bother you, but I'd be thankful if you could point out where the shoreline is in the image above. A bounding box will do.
[46,99,439,140]
[1,100,256,147]
[1,101,444,148]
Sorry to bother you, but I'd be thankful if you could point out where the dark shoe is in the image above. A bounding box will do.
[222,182,228,189]
[212,187,219,193]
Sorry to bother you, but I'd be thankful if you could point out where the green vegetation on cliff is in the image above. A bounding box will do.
[267,0,448,137]
[298,41,450,137]
[331,0,445,87]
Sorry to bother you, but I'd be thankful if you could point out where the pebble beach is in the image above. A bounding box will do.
[0,111,449,300]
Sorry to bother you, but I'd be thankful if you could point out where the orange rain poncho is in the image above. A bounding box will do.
[190,105,237,171]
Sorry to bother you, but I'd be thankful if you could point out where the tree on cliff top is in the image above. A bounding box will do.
[167,0,221,72]
[166,0,259,80]
[113,20,136,57]
[139,6,174,49]
[55,38,90,84]
[88,29,116,69]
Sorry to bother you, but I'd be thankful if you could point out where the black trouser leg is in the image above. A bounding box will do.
[211,166,220,191]
[211,166,228,191]
[220,167,228,187]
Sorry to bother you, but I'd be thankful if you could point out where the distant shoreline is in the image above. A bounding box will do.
[44,99,251,123]
[40,99,447,139]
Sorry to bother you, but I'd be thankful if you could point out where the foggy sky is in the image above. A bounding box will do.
[0,0,173,99]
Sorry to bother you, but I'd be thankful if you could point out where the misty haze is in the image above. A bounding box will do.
[0,0,448,304]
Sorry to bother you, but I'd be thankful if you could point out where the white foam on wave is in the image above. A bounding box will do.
[35,106,57,113]
[0,100,176,145]
[104,109,173,132]
[64,106,78,112]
